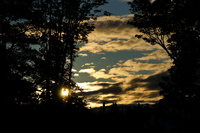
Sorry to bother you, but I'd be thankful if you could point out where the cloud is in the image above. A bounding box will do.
[74,73,79,77]
[78,58,172,83]
[135,50,170,61]
[82,71,168,107]
[72,69,77,72]
[126,71,169,91]
[78,53,88,57]
[104,38,159,51]
[87,15,136,42]
[85,62,94,66]
[101,57,107,60]
[76,14,174,107]
[91,69,113,79]
[81,62,95,67]
[79,68,113,79]
[80,38,161,53]
[109,67,132,77]
[87,82,123,95]
[107,58,172,82]
[77,56,172,107]
[77,81,106,92]
[80,42,105,54]
[80,15,162,54]
[122,59,168,72]
[79,68,96,74]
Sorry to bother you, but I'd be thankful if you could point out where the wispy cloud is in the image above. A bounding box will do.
[79,68,96,74]
[81,62,94,67]
[81,71,168,107]
[122,59,170,72]
[80,15,161,54]
[75,15,173,107]
[135,50,170,61]
[101,57,107,60]
[79,58,172,82]
[79,68,113,79]
[77,56,172,107]
[78,53,88,57]
[80,38,160,54]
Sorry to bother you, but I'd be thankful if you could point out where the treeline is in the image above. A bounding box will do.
[0,0,108,112]
[89,103,200,132]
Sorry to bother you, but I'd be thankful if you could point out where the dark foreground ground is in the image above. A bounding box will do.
[2,104,200,133]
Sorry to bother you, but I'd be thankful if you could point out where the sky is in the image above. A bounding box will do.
[73,0,172,108]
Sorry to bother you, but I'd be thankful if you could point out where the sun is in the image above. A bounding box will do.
[61,88,69,96]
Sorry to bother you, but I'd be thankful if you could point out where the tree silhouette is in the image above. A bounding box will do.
[0,0,109,112]
[30,0,109,110]
[128,0,200,107]
[0,0,41,110]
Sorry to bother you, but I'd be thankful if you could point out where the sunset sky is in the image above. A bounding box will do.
[73,0,172,107]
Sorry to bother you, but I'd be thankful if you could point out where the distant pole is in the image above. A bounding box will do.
[103,102,106,114]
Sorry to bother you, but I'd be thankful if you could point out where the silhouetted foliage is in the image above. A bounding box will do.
[128,1,200,132]
[0,0,108,112]
[128,0,200,107]
[31,0,109,110]
[0,0,40,110]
